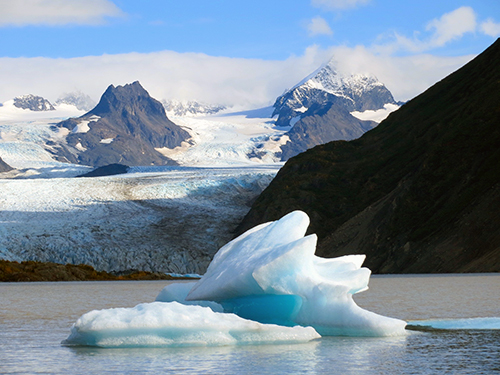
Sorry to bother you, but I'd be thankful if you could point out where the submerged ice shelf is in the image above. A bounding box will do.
[64,211,407,348]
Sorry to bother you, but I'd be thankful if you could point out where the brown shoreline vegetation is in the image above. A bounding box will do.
[0,260,196,282]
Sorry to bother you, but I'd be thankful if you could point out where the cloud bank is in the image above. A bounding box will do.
[0,0,123,26]
[0,45,473,108]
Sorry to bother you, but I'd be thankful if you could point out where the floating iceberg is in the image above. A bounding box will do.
[62,302,319,347]
[185,210,406,336]
[64,211,406,348]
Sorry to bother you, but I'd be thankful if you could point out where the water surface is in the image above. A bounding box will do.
[1,275,499,374]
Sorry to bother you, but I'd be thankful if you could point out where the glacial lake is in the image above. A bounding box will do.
[1,274,499,374]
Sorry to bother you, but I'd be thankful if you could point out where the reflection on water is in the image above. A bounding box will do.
[1,275,499,374]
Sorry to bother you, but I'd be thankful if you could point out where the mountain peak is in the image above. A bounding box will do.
[272,60,396,128]
[54,81,191,167]
[88,81,166,118]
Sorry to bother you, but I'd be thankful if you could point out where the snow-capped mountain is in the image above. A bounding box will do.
[273,62,396,127]
[13,94,55,111]
[55,91,96,112]
[163,99,226,117]
[271,59,399,160]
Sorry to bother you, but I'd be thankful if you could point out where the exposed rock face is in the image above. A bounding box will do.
[279,101,376,160]
[238,39,500,274]
[13,94,55,111]
[53,81,191,167]
[272,62,397,160]
[273,65,396,127]
[0,157,13,172]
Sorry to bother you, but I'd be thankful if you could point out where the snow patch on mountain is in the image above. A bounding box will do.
[351,103,400,123]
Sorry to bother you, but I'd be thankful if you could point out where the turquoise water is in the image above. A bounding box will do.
[1,275,499,374]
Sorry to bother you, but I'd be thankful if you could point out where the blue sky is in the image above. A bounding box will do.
[0,0,499,107]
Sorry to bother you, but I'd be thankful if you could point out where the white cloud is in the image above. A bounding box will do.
[0,0,124,27]
[0,44,473,109]
[307,16,333,37]
[373,7,478,54]
[311,0,370,10]
[0,48,332,109]
[425,6,477,48]
[480,18,500,37]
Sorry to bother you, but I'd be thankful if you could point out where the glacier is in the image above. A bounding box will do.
[64,211,406,348]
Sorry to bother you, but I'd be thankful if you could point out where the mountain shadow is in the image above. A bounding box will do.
[237,38,500,273]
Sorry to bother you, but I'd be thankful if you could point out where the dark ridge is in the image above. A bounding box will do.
[77,163,129,178]
[0,157,14,173]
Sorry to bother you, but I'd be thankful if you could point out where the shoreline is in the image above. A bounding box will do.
[0,260,199,282]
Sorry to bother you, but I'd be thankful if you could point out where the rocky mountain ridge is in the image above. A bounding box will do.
[13,94,55,111]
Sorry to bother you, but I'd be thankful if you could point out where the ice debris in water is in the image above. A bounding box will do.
[64,210,406,348]
[407,317,500,330]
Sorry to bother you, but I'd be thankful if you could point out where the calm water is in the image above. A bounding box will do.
[1,275,499,374]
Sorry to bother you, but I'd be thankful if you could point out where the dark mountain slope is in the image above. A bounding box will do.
[237,39,500,273]
[54,82,191,167]
[0,157,13,172]
[279,100,376,160]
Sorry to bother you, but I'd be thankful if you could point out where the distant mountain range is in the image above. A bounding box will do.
[238,39,500,273]
[52,81,191,167]
[163,99,226,117]
[56,92,96,112]
[272,61,398,160]
[14,94,55,111]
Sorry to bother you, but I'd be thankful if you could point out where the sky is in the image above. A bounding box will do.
[0,0,499,108]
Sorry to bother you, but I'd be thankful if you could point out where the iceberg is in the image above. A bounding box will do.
[64,210,406,348]
[184,210,406,336]
[62,302,319,347]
